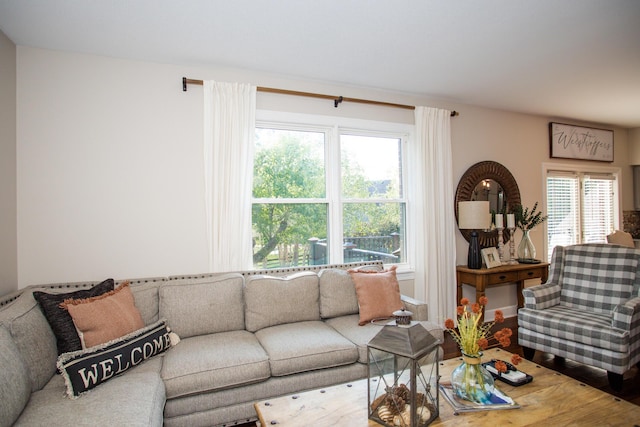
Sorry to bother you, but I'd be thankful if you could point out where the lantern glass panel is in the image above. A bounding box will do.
[367,329,439,427]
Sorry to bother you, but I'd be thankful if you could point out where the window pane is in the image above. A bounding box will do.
[254,128,325,198]
[341,135,402,199]
[343,202,405,263]
[252,203,328,268]
[547,175,579,260]
[582,177,614,243]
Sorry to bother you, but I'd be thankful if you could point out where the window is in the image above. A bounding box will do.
[252,114,409,269]
[545,164,620,261]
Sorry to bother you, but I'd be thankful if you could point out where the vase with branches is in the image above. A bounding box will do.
[512,202,547,261]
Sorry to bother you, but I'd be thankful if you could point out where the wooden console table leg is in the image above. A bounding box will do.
[517,280,524,309]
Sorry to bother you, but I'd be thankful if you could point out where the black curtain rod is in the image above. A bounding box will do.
[182,77,459,117]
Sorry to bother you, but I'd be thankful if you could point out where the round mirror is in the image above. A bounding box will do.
[455,161,521,247]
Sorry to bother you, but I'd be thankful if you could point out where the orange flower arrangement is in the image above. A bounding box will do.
[444,296,521,370]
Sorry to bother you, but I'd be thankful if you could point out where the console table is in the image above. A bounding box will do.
[456,263,549,318]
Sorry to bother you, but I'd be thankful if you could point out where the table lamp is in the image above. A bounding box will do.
[458,201,491,269]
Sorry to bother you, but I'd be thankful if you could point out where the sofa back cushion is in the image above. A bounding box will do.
[0,325,31,426]
[318,268,359,318]
[244,272,320,332]
[318,265,383,319]
[0,291,57,391]
[561,243,638,314]
[159,273,245,338]
[124,277,165,326]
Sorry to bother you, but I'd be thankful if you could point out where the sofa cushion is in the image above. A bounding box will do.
[318,268,359,318]
[350,265,404,325]
[0,291,57,391]
[57,320,173,397]
[159,273,245,338]
[14,357,165,427]
[324,314,387,363]
[325,314,444,363]
[127,278,164,325]
[255,320,359,376]
[161,330,270,399]
[61,283,145,348]
[244,272,320,332]
[33,278,115,354]
[561,244,638,315]
[0,325,31,426]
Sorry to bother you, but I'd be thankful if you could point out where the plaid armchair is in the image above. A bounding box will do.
[517,243,640,391]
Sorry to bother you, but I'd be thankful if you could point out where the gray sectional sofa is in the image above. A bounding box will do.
[0,261,443,427]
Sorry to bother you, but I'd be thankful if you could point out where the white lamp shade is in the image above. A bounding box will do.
[458,201,491,230]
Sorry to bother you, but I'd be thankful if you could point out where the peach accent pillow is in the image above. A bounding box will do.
[349,265,404,326]
[61,282,145,348]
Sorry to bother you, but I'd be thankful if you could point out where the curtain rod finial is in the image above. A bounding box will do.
[451,110,459,117]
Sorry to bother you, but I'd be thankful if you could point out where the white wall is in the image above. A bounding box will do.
[0,29,17,295]
[15,47,633,316]
[17,48,208,285]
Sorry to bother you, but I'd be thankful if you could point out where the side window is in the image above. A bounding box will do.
[546,167,618,261]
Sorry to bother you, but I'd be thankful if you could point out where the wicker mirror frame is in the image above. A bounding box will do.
[455,161,521,248]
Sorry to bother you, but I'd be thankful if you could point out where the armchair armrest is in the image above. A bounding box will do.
[522,282,561,310]
[612,296,640,332]
[401,295,428,321]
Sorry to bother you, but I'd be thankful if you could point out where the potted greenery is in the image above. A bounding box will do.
[513,202,547,262]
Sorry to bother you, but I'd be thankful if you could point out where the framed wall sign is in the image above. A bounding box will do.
[549,122,614,162]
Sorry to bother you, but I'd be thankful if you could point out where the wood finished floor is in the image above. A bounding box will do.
[237,316,640,427]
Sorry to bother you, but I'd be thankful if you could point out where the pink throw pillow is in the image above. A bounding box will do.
[349,265,404,326]
[61,282,145,348]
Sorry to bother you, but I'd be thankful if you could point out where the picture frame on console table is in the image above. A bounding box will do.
[481,247,502,269]
[549,122,613,162]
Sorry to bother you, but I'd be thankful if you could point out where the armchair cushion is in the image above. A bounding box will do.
[518,305,627,353]
[561,244,637,315]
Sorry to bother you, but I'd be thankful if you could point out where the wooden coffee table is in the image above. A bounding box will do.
[255,348,640,426]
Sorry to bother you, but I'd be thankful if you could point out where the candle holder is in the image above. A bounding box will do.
[507,227,518,265]
[497,227,507,264]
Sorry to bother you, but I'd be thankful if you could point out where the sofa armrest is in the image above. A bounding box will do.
[612,296,640,332]
[401,295,428,321]
[522,282,561,310]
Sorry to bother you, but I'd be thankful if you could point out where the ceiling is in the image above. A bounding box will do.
[1,0,639,128]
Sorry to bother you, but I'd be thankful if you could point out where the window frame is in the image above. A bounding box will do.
[254,110,413,271]
[543,162,621,261]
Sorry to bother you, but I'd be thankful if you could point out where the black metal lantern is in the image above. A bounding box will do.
[367,321,440,427]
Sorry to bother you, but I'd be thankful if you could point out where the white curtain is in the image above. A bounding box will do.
[203,81,256,272]
[410,106,457,323]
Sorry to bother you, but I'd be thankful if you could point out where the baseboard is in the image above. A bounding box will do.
[485,305,517,321]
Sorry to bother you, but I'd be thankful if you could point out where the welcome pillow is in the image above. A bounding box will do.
[57,319,173,397]
[349,265,404,325]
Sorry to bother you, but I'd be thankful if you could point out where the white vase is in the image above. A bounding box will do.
[517,229,536,261]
